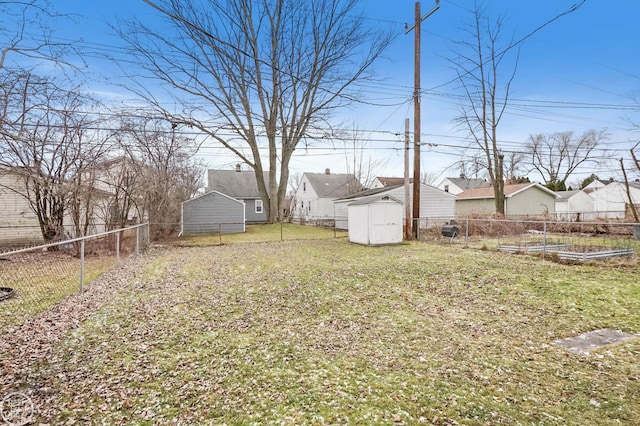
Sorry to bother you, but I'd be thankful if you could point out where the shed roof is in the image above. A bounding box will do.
[348,194,403,206]
[304,172,363,198]
[207,169,269,199]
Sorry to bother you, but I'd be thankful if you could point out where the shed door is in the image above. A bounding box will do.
[370,203,402,244]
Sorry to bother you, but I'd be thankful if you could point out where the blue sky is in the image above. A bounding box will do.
[14,0,640,185]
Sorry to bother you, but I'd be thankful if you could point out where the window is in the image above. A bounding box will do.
[444,185,449,193]
[308,201,311,212]
[303,182,306,192]
[255,199,263,213]
[301,201,304,208]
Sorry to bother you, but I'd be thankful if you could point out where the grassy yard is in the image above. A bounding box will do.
[177,223,347,246]
[10,237,640,424]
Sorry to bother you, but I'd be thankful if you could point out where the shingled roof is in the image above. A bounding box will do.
[447,176,490,190]
[207,169,270,199]
[304,172,363,198]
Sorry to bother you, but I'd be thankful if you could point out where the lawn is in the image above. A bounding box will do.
[177,223,347,246]
[5,237,640,424]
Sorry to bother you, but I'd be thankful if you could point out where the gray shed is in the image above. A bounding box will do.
[181,190,245,236]
[347,194,403,246]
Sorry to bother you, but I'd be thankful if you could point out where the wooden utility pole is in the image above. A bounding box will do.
[405,0,439,238]
[404,118,411,239]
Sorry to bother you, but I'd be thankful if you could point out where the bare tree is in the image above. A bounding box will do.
[116,0,392,222]
[1,0,77,69]
[527,129,608,191]
[0,70,107,242]
[115,116,203,239]
[339,125,388,190]
[451,3,518,214]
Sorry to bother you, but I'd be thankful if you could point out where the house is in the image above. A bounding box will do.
[0,167,112,246]
[588,181,640,220]
[455,183,558,217]
[207,165,269,223]
[347,194,403,246]
[181,190,245,236]
[436,174,490,195]
[555,190,595,220]
[334,182,456,229]
[291,169,363,223]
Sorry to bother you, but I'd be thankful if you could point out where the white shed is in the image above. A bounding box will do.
[347,194,403,246]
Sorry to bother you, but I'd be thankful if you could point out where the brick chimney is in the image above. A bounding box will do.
[325,168,330,175]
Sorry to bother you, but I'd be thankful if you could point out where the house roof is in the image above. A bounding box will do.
[457,183,558,200]
[446,177,490,190]
[375,176,413,187]
[304,172,363,198]
[348,194,403,206]
[207,169,269,198]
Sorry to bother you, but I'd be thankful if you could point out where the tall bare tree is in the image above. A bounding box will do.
[0,70,107,242]
[526,129,608,191]
[339,125,388,190]
[117,0,392,222]
[451,3,518,215]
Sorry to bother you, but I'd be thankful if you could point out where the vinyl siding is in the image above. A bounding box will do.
[182,191,245,235]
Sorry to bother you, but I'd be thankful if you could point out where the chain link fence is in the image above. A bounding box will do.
[0,224,150,335]
[420,217,640,263]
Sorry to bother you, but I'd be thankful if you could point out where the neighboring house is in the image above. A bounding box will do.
[588,181,640,220]
[207,165,269,223]
[0,167,112,246]
[455,183,558,217]
[371,177,412,189]
[334,183,456,229]
[0,169,43,245]
[436,174,490,195]
[292,169,363,222]
[555,190,595,220]
[582,179,610,193]
[181,190,245,236]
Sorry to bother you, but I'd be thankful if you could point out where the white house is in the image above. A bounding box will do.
[292,169,363,222]
[554,190,595,220]
[436,175,490,195]
[370,177,411,189]
[334,183,456,229]
[588,181,640,219]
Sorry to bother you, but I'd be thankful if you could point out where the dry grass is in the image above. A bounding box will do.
[5,238,637,425]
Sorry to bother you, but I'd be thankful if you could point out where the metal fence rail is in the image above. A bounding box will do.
[424,218,640,262]
[0,224,150,335]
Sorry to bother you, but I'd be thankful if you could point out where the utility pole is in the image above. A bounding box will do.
[404,118,411,240]
[405,0,439,238]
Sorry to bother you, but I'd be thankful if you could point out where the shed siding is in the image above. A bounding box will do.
[182,191,244,235]
[508,188,556,216]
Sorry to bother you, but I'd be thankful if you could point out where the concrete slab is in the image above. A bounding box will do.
[554,329,638,354]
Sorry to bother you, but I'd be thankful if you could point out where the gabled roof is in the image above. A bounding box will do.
[336,184,403,201]
[207,169,269,199]
[182,189,244,206]
[304,172,363,198]
[375,176,413,187]
[457,183,558,200]
[446,177,490,190]
[348,194,403,206]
